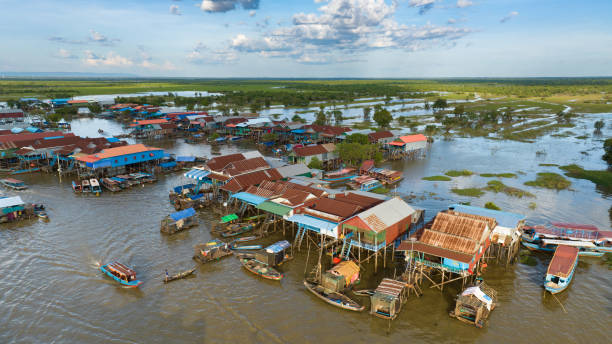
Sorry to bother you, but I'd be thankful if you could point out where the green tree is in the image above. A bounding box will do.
[373,106,392,128]
[603,138,612,169]
[345,133,369,144]
[308,156,323,170]
[363,106,371,122]
[453,104,465,116]
[292,114,305,123]
[262,133,278,142]
[432,98,448,113]
[595,119,605,132]
[314,110,327,125]
[333,110,343,125]
[424,125,438,137]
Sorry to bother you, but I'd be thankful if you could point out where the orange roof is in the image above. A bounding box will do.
[398,134,427,143]
[77,144,161,162]
[129,119,169,127]
[67,100,89,104]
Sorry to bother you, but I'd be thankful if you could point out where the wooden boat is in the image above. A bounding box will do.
[322,168,356,183]
[72,181,82,192]
[253,240,292,267]
[220,223,253,238]
[81,179,91,192]
[449,279,497,328]
[100,262,142,287]
[240,257,283,281]
[163,268,196,283]
[193,241,233,264]
[34,204,48,220]
[232,236,259,243]
[101,178,121,192]
[303,280,365,312]
[230,244,263,251]
[160,207,198,234]
[524,238,606,257]
[90,178,102,194]
[544,245,579,294]
[0,178,27,190]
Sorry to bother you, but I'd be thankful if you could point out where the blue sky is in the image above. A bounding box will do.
[0,0,611,77]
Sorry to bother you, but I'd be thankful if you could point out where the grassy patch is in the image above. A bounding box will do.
[484,202,501,210]
[422,175,452,181]
[575,135,589,140]
[524,173,571,190]
[519,250,538,266]
[539,163,559,167]
[529,202,537,210]
[445,169,474,177]
[451,188,484,197]
[603,253,612,270]
[480,173,517,178]
[370,186,390,194]
[559,164,612,194]
[485,180,535,198]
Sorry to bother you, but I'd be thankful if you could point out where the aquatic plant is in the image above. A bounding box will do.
[529,202,537,210]
[451,188,484,197]
[539,163,559,167]
[484,202,501,210]
[560,164,612,193]
[519,251,538,266]
[370,186,390,194]
[445,169,474,177]
[524,173,571,190]
[485,180,534,198]
[422,175,452,181]
[480,173,517,178]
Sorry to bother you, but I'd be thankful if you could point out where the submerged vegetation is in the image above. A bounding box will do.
[451,188,485,197]
[560,164,612,194]
[519,250,538,266]
[484,202,501,210]
[422,175,452,181]
[445,170,474,177]
[480,173,517,178]
[524,173,572,190]
[485,180,534,198]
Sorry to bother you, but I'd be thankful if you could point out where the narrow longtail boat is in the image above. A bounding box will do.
[90,178,102,194]
[81,179,91,193]
[544,245,579,294]
[303,280,365,312]
[322,168,356,183]
[220,223,254,238]
[163,268,196,283]
[0,178,27,190]
[522,222,612,257]
[100,262,142,287]
[72,181,82,192]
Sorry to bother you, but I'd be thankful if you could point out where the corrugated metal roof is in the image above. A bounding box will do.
[231,192,268,206]
[449,204,524,228]
[287,214,337,231]
[184,168,210,180]
[256,201,292,216]
[0,196,25,208]
[241,150,264,160]
[293,144,328,157]
[431,212,489,241]
[275,164,310,178]
[351,197,415,232]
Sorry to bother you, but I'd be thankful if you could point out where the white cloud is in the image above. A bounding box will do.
[227,0,471,64]
[89,30,120,45]
[500,11,518,23]
[199,0,259,13]
[408,0,436,15]
[447,18,456,24]
[56,48,77,59]
[84,50,133,67]
[249,10,256,17]
[187,42,238,64]
[141,60,177,70]
[456,0,473,8]
[170,5,182,15]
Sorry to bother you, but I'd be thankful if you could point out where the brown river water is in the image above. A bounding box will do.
[1,116,611,343]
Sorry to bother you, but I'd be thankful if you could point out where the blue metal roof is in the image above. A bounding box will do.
[176,156,196,162]
[449,204,525,228]
[110,177,125,182]
[106,137,120,143]
[26,127,42,133]
[173,183,195,193]
[160,161,177,168]
[291,129,306,134]
[265,240,291,254]
[184,169,210,180]
[287,214,337,231]
[231,192,268,206]
[170,207,196,222]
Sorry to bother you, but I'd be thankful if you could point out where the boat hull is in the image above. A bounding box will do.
[240,258,283,281]
[100,265,142,287]
[303,280,364,312]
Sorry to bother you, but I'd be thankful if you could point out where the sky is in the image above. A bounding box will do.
[0,0,611,77]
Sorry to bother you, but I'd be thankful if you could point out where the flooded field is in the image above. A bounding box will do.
[0,115,610,343]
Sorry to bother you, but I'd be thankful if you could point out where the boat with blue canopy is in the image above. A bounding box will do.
[161,207,198,234]
[0,178,27,191]
[100,262,142,287]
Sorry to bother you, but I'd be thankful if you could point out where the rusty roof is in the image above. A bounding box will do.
[547,245,578,278]
[0,131,71,144]
[223,157,270,176]
[273,189,313,207]
[374,278,405,298]
[206,153,245,171]
[446,210,497,232]
[304,198,362,219]
[220,169,283,193]
[430,212,489,242]
[293,144,328,157]
[336,192,384,208]
[419,229,479,255]
[396,241,474,263]
[368,130,394,141]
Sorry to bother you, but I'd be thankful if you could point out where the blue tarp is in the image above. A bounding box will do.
[184,168,210,180]
[170,207,196,222]
[10,127,24,134]
[265,240,291,254]
[190,193,204,200]
[173,184,195,193]
[160,161,177,168]
[26,127,42,133]
[176,156,196,162]
[43,136,64,140]
[449,204,525,228]
[231,192,268,206]
[291,129,305,134]
[106,137,120,143]
[215,137,226,142]
[111,177,125,182]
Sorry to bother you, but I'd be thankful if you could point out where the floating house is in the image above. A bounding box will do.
[449,280,498,328]
[288,143,338,168]
[388,134,428,160]
[0,196,29,223]
[398,211,492,289]
[0,109,25,122]
[368,130,395,144]
[75,144,165,175]
[370,278,409,320]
